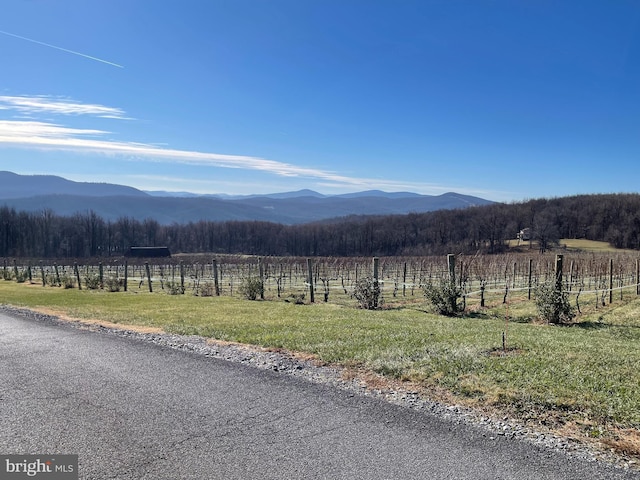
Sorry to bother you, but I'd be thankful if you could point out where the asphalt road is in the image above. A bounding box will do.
[0,310,637,480]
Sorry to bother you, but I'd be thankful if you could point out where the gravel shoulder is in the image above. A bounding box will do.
[2,304,638,475]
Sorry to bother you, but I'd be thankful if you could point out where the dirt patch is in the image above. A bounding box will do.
[602,429,640,458]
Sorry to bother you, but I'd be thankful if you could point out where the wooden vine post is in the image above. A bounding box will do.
[609,258,614,305]
[212,259,220,296]
[447,254,455,285]
[145,262,153,293]
[527,258,533,300]
[448,254,456,313]
[373,257,379,288]
[307,258,315,303]
[74,263,82,290]
[258,258,265,300]
[554,254,563,292]
[123,260,128,292]
[402,262,407,297]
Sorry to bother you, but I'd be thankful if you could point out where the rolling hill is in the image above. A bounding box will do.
[0,171,494,224]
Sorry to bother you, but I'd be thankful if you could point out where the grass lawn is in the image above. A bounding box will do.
[560,238,636,253]
[507,237,636,253]
[1,279,639,456]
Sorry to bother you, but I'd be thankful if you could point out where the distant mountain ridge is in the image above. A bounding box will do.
[0,171,148,199]
[0,171,495,224]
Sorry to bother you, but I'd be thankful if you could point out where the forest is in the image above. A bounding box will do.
[1,193,639,259]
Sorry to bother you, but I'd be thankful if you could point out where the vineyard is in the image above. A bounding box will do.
[4,251,640,314]
[4,250,640,456]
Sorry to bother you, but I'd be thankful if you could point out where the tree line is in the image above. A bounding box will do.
[1,193,639,258]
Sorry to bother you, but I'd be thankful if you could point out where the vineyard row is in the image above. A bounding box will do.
[4,252,640,308]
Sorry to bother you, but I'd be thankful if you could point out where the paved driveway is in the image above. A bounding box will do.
[0,311,636,479]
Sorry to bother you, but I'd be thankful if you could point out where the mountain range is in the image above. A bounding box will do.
[0,171,494,225]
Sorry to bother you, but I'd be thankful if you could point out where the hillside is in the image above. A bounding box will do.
[0,172,493,224]
[0,171,148,199]
[1,191,639,258]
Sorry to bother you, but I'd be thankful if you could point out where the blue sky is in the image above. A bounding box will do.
[1,1,639,201]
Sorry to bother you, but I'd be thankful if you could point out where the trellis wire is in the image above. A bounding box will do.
[4,252,640,306]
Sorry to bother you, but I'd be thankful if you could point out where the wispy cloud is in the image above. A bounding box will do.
[0,94,500,197]
[0,120,375,183]
[0,119,499,196]
[0,29,123,68]
[0,95,128,119]
[0,120,351,178]
[0,120,105,138]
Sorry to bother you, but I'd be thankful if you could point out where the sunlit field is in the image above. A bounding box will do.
[2,250,640,458]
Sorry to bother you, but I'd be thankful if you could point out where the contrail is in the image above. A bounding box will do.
[0,29,124,68]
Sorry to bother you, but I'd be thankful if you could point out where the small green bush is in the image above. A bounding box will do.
[14,270,27,283]
[197,281,215,297]
[165,280,184,295]
[60,275,75,289]
[352,277,383,310]
[285,292,306,305]
[104,276,123,292]
[423,280,464,316]
[84,274,101,290]
[535,283,575,324]
[239,276,264,300]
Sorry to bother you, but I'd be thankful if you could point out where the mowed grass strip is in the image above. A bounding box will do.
[2,280,640,451]
[507,237,632,252]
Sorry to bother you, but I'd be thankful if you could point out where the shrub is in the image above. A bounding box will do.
[285,292,306,305]
[165,280,184,295]
[352,277,383,310]
[239,276,264,300]
[104,276,123,292]
[535,283,576,324]
[197,281,215,297]
[84,274,101,290]
[60,275,75,289]
[423,279,464,316]
[14,270,27,283]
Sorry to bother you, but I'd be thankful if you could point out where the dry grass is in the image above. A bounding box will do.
[602,429,640,457]
[507,237,636,253]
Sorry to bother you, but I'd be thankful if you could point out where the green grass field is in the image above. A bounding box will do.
[2,279,639,456]
[560,238,620,252]
[508,237,635,253]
